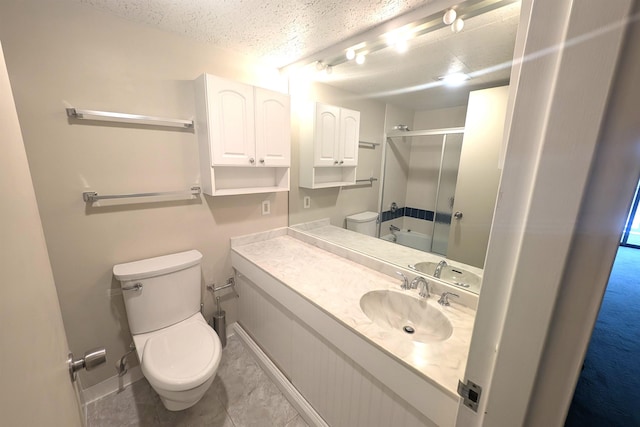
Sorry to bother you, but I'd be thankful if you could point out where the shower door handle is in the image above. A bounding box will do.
[454,211,463,220]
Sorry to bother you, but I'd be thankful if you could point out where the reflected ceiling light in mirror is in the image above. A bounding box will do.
[346,48,356,60]
[443,8,457,25]
[439,72,470,86]
[356,53,366,65]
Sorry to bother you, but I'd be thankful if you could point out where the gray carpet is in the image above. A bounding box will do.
[565,246,640,427]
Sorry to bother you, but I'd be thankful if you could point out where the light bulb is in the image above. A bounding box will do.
[385,33,397,47]
[451,18,464,33]
[325,66,333,75]
[346,48,356,60]
[443,9,457,25]
[315,61,325,71]
[395,39,408,53]
[355,53,366,65]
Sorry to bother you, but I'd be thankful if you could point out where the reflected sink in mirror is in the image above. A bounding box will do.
[359,290,453,343]
[410,262,481,292]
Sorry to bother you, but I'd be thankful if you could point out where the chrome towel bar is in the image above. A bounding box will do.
[82,186,201,203]
[354,177,378,184]
[66,107,194,129]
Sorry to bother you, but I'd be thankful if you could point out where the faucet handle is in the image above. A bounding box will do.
[396,271,409,290]
[438,292,459,306]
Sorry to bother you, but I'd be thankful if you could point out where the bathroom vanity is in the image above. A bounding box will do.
[231,227,476,426]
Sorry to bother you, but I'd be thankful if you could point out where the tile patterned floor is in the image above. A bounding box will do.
[86,334,308,427]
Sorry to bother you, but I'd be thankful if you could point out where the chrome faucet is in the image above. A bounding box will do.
[433,260,448,278]
[438,292,459,306]
[410,276,430,298]
[389,224,400,232]
[396,271,409,290]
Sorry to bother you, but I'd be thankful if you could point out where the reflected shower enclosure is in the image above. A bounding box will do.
[379,128,464,257]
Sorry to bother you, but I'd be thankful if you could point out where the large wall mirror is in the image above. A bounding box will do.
[288,0,521,295]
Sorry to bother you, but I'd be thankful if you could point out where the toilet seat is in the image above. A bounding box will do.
[138,314,221,392]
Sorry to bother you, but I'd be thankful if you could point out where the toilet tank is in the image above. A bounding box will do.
[346,211,379,236]
[113,250,203,335]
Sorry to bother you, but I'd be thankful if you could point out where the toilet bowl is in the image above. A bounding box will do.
[113,250,222,411]
[133,312,221,410]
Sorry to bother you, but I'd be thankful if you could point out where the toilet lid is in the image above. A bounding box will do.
[142,320,221,391]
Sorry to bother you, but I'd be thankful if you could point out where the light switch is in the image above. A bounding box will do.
[303,196,311,209]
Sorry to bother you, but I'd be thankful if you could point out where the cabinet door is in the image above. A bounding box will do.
[206,75,256,166]
[313,103,341,166]
[339,107,360,166]
[255,88,290,167]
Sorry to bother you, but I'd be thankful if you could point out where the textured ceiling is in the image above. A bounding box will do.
[78,0,434,67]
[76,0,520,110]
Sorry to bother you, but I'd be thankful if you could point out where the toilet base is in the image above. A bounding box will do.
[151,374,215,411]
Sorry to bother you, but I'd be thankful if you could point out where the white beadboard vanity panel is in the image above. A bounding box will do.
[236,271,294,377]
[232,249,460,426]
[236,273,439,427]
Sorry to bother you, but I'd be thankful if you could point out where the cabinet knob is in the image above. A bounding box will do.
[249,158,255,164]
[259,159,265,164]
[339,160,344,165]
[334,160,339,165]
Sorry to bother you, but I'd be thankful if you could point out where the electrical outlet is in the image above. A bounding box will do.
[262,200,271,215]
[303,196,311,209]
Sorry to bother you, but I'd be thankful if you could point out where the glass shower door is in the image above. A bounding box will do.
[431,133,463,255]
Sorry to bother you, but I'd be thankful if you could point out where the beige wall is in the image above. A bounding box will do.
[289,81,386,227]
[0,41,83,427]
[381,103,414,233]
[413,105,467,129]
[0,0,288,387]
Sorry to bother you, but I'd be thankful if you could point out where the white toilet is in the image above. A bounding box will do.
[113,250,222,411]
[346,211,379,236]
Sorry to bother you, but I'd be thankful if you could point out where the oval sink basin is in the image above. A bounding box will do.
[359,290,453,343]
[412,262,481,290]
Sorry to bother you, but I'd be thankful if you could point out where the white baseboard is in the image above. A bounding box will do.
[233,323,328,427]
[82,365,144,405]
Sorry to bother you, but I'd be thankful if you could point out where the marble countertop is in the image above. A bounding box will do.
[231,230,475,398]
[290,220,484,294]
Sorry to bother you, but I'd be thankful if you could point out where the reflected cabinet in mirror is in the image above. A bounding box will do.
[288,0,521,295]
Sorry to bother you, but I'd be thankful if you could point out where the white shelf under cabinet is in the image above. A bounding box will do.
[299,166,356,189]
[209,166,289,196]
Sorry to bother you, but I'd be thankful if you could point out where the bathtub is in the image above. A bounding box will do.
[381,229,432,251]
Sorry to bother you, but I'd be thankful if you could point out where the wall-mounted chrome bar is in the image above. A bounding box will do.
[354,177,379,184]
[386,126,464,138]
[82,186,201,203]
[359,141,380,149]
[206,277,236,294]
[66,107,194,129]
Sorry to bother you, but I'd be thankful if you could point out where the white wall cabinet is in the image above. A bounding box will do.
[195,73,290,196]
[300,102,360,188]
